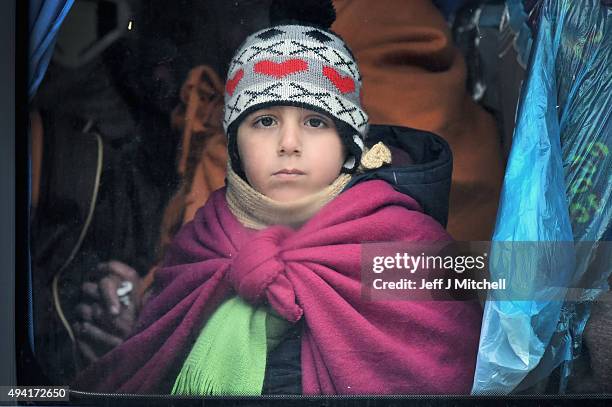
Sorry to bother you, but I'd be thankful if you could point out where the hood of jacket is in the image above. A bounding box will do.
[346,124,452,227]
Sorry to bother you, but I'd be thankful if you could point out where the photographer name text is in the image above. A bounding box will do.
[372,277,506,290]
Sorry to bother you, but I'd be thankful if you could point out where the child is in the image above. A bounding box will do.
[74,2,481,395]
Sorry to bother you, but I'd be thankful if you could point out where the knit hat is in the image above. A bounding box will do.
[223,0,368,175]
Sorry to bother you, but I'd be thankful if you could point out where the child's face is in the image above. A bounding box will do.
[237,106,345,202]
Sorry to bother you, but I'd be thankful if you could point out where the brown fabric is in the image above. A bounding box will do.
[145,66,228,293]
[30,110,44,210]
[332,0,504,241]
[583,290,612,392]
[167,65,228,237]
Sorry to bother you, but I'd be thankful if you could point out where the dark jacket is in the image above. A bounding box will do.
[348,124,452,227]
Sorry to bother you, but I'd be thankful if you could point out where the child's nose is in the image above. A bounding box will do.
[278,123,302,155]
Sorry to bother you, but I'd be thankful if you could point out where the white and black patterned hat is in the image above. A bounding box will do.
[223,2,368,174]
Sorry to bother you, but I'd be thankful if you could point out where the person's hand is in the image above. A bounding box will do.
[73,260,142,364]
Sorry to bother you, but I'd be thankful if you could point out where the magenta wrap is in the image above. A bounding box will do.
[74,180,482,394]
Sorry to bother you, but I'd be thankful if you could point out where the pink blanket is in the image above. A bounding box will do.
[74,180,481,394]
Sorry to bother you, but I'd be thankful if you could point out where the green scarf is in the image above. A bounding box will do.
[172,296,289,395]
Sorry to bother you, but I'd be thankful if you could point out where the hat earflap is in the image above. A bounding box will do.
[341,133,365,174]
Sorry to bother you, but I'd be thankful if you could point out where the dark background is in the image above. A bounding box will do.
[1,0,16,390]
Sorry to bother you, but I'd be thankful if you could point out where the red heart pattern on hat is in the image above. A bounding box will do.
[323,66,355,94]
[254,59,308,78]
[226,69,244,96]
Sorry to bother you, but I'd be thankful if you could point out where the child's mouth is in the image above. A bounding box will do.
[273,168,306,177]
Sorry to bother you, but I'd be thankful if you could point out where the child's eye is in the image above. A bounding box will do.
[305,117,327,128]
[254,116,276,127]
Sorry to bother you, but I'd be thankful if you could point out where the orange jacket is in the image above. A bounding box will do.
[333,0,504,241]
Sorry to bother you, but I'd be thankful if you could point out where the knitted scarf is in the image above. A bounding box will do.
[225,166,352,230]
[74,180,482,395]
[171,296,288,395]
[172,166,351,395]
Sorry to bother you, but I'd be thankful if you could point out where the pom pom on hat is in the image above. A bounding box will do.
[270,0,336,29]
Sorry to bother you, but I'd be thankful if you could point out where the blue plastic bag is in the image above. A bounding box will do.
[472,0,611,394]
[29,0,74,98]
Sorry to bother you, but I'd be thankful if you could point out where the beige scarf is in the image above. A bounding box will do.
[226,166,352,230]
